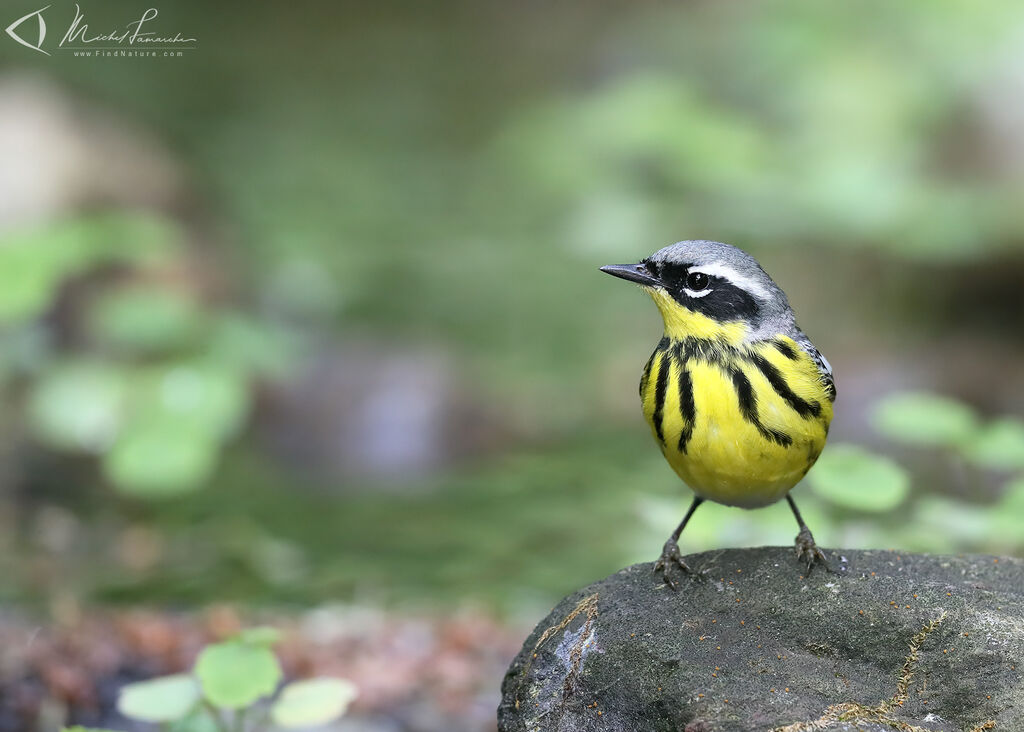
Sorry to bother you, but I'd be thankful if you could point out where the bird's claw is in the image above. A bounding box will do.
[654,538,706,590]
[794,526,833,575]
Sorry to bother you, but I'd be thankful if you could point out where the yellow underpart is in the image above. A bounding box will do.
[641,351,663,426]
[759,336,834,417]
[640,335,832,510]
[645,287,748,345]
[671,359,824,508]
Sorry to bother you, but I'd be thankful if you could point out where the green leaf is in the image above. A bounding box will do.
[234,626,281,647]
[135,362,250,441]
[101,361,248,497]
[27,361,128,453]
[0,213,180,325]
[63,727,119,732]
[117,673,200,723]
[964,419,1024,471]
[806,443,910,512]
[103,422,218,497]
[87,287,203,353]
[0,243,64,323]
[271,678,358,728]
[168,708,222,732]
[195,640,282,709]
[870,392,978,447]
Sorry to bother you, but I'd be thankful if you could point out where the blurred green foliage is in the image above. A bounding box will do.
[872,392,981,449]
[807,444,910,512]
[0,213,174,324]
[872,391,1024,476]
[112,628,355,731]
[194,635,282,710]
[967,420,1024,471]
[117,675,200,724]
[0,214,285,497]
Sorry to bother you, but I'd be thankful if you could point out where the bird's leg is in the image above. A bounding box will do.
[786,494,831,574]
[654,496,705,590]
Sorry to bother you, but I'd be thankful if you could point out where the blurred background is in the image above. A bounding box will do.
[1,1,1023,730]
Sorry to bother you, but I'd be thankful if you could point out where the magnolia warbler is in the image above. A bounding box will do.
[602,240,836,588]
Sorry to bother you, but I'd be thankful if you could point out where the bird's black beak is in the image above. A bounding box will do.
[599,263,661,288]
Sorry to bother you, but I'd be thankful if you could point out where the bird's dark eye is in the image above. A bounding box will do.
[686,271,710,291]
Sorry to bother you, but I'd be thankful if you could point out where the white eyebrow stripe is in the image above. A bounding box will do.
[688,263,771,299]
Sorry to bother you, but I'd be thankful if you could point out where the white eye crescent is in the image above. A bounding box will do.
[689,263,771,300]
[683,287,712,298]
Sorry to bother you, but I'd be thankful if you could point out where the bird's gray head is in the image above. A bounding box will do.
[601,240,796,341]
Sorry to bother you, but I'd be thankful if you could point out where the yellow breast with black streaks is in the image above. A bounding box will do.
[640,335,833,508]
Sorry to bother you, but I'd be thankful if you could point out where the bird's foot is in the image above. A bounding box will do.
[794,526,832,575]
[654,538,706,590]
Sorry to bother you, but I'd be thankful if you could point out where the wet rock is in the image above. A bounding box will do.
[499,548,1023,732]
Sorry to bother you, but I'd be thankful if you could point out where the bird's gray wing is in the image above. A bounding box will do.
[793,332,836,402]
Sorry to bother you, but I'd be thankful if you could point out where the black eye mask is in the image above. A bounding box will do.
[654,262,763,325]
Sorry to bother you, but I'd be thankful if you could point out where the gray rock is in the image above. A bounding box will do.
[499,548,1022,732]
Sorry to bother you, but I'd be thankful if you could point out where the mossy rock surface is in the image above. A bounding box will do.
[498,548,1022,732]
